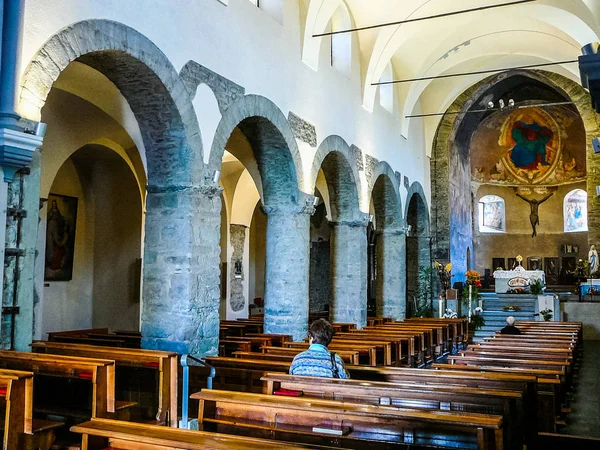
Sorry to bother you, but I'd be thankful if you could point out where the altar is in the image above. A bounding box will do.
[493,266,545,293]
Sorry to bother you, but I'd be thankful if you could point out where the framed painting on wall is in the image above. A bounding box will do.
[544,257,559,285]
[507,258,517,270]
[492,258,506,271]
[527,257,542,271]
[44,193,78,282]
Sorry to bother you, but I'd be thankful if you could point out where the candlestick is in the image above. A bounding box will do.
[468,284,472,323]
[439,296,443,318]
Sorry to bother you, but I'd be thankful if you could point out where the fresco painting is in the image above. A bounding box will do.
[471,106,586,186]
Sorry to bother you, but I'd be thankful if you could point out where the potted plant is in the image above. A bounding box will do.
[530,279,544,295]
[469,306,485,331]
[539,308,553,321]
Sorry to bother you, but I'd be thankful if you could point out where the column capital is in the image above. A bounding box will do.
[261,193,318,216]
[330,213,371,228]
[376,228,407,237]
[0,127,43,182]
[146,183,223,197]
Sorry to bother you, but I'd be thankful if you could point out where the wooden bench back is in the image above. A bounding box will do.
[30,341,178,427]
[0,369,34,450]
[0,351,115,418]
[71,418,316,449]
[193,389,504,450]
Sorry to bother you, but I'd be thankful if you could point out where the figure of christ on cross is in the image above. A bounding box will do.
[516,192,554,238]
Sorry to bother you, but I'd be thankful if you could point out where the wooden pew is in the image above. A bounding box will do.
[219,339,252,356]
[31,341,178,427]
[366,324,444,359]
[48,328,109,341]
[193,389,504,449]
[51,335,127,347]
[260,346,361,365]
[335,330,419,366]
[0,369,64,450]
[283,341,378,366]
[435,363,564,432]
[405,318,468,349]
[261,373,525,449]
[71,418,319,449]
[0,351,116,421]
[536,432,600,450]
[246,333,291,346]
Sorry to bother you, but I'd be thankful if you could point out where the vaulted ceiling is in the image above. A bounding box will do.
[302,0,600,149]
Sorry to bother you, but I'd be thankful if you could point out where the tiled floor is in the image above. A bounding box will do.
[563,341,600,437]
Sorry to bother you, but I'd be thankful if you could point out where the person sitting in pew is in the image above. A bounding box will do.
[289,319,349,378]
[500,316,521,335]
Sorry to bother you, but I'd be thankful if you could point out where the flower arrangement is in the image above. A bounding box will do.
[503,305,521,312]
[466,270,482,287]
[539,308,553,321]
[435,261,452,292]
[443,308,457,319]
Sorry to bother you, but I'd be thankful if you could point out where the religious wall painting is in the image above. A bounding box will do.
[44,194,78,282]
[527,256,542,271]
[544,257,559,285]
[471,106,586,186]
[507,258,517,270]
[492,258,505,271]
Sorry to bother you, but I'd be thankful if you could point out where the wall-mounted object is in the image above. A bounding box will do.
[234,260,242,279]
[44,193,78,282]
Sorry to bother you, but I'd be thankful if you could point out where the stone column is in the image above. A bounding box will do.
[141,184,221,356]
[330,218,368,328]
[263,204,311,341]
[376,229,406,320]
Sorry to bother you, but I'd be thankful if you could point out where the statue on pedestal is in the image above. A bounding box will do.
[589,245,599,276]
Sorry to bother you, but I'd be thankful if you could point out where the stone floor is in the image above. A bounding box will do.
[563,341,600,437]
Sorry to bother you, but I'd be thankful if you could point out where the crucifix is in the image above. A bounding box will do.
[516,192,554,238]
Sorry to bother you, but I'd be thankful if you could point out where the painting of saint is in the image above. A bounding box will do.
[510,121,553,169]
[45,194,78,281]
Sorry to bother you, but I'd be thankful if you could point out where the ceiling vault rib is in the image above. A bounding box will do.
[373,60,579,86]
[312,0,538,37]
[405,101,576,119]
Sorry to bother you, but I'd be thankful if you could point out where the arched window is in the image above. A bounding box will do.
[330,4,352,76]
[478,195,505,233]
[564,189,588,232]
[379,63,394,112]
[247,0,283,25]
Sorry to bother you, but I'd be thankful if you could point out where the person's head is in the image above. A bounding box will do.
[308,319,335,346]
[506,316,515,326]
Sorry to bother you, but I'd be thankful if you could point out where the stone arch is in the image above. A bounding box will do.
[311,135,362,222]
[209,94,304,206]
[405,181,430,236]
[369,162,403,230]
[430,69,600,281]
[20,19,203,186]
[368,162,406,320]
[405,182,432,317]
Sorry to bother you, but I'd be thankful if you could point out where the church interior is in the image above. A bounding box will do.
[0,0,600,448]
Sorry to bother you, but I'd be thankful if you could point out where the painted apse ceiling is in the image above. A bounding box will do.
[470,105,586,186]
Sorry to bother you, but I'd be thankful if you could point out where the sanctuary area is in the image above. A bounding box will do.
[0,0,599,449]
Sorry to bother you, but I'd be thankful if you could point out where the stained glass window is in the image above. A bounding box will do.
[478,195,505,233]
[564,189,587,232]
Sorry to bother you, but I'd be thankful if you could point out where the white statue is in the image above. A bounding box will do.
[589,245,599,275]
